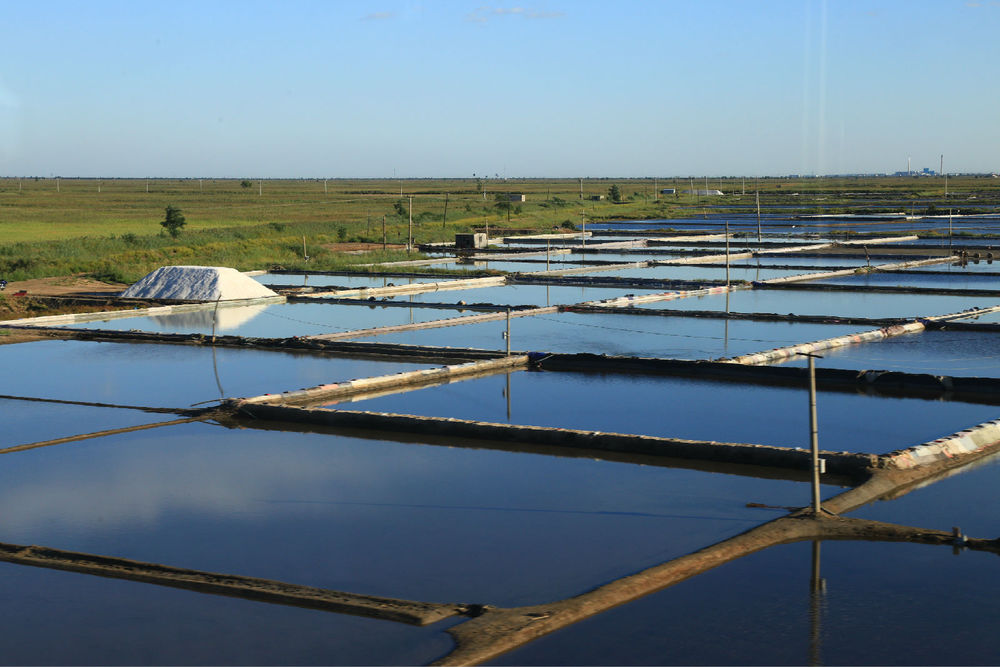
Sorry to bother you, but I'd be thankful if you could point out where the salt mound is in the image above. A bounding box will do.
[121,266,278,301]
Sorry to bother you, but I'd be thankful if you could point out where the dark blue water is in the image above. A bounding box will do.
[0,421,818,604]
[353,312,868,361]
[775,330,1000,377]
[0,562,456,665]
[640,290,1000,319]
[809,271,1000,289]
[254,273,448,288]
[343,372,1000,453]
[0,340,436,408]
[1,398,167,448]
[53,302,468,337]
[386,284,655,307]
[489,540,1000,666]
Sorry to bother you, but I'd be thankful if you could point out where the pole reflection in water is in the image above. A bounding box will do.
[809,540,827,666]
[724,291,730,352]
[211,344,225,400]
[505,372,512,421]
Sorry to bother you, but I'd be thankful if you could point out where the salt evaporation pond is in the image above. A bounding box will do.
[0,339,437,408]
[50,301,468,337]
[341,372,999,453]
[384,284,656,307]
[426,259,592,273]
[849,450,1000,535]
[0,419,829,662]
[1,398,167,448]
[489,540,1000,666]
[352,312,868,360]
[578,265,813,281]
[723,256,875,268]
[639,289,1000,319]
[807,270,1000,290]
[254,273,459,288]
[0,562,456,665]
[772,330,1000,377]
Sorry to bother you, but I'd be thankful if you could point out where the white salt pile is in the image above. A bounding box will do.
[121,266,279,301]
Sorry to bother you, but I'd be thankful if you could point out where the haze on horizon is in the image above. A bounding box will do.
[2,0,997,179]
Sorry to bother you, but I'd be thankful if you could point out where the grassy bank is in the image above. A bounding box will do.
[1,176,997,282]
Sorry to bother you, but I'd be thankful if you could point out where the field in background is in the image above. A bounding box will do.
[1,175,998,283]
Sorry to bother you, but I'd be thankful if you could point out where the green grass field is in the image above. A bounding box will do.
[1,175,997,283]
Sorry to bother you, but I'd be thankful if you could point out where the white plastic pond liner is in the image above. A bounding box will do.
[121,266,279,301]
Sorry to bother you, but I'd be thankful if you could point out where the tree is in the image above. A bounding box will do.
[608,184,623,202]
[160,205,186,238]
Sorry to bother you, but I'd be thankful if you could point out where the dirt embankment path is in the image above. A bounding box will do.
[0,276,129,344]
[2,276,126,298]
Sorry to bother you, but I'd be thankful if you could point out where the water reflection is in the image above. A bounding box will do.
[148,304,269,331]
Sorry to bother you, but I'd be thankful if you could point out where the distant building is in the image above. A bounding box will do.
[660,188,676,195]
[590,194,605,201]
[683,189,724,196]
[507,194,526,202]
[455,233,488,249]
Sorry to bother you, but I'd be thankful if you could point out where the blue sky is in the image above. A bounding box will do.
[1,0,997,177]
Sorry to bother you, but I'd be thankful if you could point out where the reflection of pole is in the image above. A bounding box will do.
[211,294,222,343]
[505,372,511,421]
[407,196,413,252]
[546,239,550,271]
[211,344,225,399]
[808,540,825,667]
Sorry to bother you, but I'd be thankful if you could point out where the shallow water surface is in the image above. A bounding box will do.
[254,273,451,288]
[344,372,998,453]
[808,270,1000,290]
[775,329,1000,377]
[352,312,868,360]
[0,398,167,448]
[0,420,815,609]
[54,301,466,337]
[0,339,436,407]
[489,540,1000,666]
[640,289,1000,319]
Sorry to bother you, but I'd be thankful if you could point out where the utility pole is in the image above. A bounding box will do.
[258,180,262,196]
[756,190,762,248]
[407,195,413,252]
[725,219,730,288]
[504,308,512,356]
[56,177,59,193]
[579,177,583,200]
[442,192,449,228]
[798,352,824,515]
[366,209,371,237]
[324,179,328,195]
[581,209,586,247]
